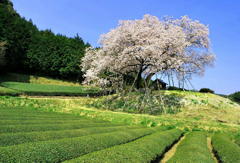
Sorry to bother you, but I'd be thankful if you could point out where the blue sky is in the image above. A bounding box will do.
[12,0,240,94]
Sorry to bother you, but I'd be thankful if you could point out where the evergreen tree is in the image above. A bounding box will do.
[0,0,90,81]
[0,0,38,70]
[26,30,89,81]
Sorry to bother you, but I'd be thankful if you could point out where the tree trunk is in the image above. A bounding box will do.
[136,67,143,89]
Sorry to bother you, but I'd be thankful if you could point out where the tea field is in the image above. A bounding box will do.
[0,106,240,162]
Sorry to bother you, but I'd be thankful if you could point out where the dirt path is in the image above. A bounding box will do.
[160,135,186,163]
[207,137,219,163]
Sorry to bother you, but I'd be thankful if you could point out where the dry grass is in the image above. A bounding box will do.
[161,135,186,163]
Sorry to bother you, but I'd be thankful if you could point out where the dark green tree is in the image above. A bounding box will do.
[0,0,90,81]
[26,30,89,81]
[0,0,38,70]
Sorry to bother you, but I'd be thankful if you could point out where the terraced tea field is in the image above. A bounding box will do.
[0,82,101,96]
[1,107,240,162]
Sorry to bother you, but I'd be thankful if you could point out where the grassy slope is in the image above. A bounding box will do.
[0,73,100,95]
[0,96,239,133]
[1,82,99,94]
[0,73,81,86]
[163,90,240,125]
[0,86,20,95]
[0,73,239,131]
[89,90,240,125]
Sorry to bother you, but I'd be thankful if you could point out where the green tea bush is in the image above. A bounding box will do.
[0,86,20,96]
[0,126,139,146]
[64,129,182,163]
[234,133,240,146]
[0,122,120,133]
[212,134,240,163]
[0,128,155,162]
[0,82,102,96]
[0,119,102,125]
[0,107,102,121]
[168,132,214,163]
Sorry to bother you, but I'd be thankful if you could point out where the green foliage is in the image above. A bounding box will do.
[0,0,38,70]
[212,134,240,163]
[168,132,214,163]
[0,41,7,69]
[0,82,101,96]
[199,88,215,94]
[26,31,89,81]
[65,129,182,163]
[0,86,20,96]
[0,1,89,80]
[0,128,155,162]
[0,126,140,146]
[0,108,120,133]
[0,95,239,131]
[0,122,120,133]
[229,91,240,103]
[234,133,240,147]
[0,73,82,86]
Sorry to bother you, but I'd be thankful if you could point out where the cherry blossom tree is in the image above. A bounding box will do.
[82,14,215,89]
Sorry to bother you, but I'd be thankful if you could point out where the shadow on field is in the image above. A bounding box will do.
[0,73,30,83]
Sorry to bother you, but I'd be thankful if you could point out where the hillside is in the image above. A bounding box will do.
[0,73,240,162]
[0,73,100,96]
[86,90,240,125]
[0,73,81,86]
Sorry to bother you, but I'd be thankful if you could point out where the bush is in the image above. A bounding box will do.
[0,122,120,133]
[0,82,102,96]
[199,88,214,94]
[0,119,99,125]
[167,86,184,91]
[0,126,139,146]
[65,129,183,163]
[168,132,214,163]
[0,86,20,96]
[229,91,240,103]
[212,134,240,163]
[0,128,155,162]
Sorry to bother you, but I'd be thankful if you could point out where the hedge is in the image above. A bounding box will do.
[64,129,182,163]
[0,114,91,120]
[0,86,20,96]
[0,111,103,121]
[0,119,103,125]
[0,128,155,162]
[0,111,89,119]
[0,116,89,121]
[167,132,214,163]
[0,126,140,146]
[0,82,112,96]
[212,134,240,163]
[0,122,121,133]
[199,88,214,94]
[234,134,240,147]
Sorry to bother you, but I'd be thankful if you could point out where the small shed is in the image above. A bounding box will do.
[152,79,167,90]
